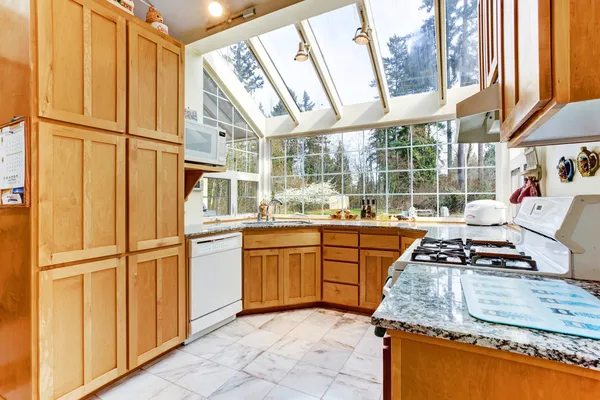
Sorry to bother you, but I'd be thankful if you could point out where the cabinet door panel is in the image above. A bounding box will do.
[480,0,499,88]
[39,123,125,266]
[499,0,552,140]
[243,249,284,310]
[128,24,184,143]
[360,250,399,310]
[38,0,126,131]
[39,258,126,400]
[283,246,321,305]
[128,246,186,368]
[128,139,184,251]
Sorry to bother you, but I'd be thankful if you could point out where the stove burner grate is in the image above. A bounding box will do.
[470,255,538,271]
[411,247,467,265]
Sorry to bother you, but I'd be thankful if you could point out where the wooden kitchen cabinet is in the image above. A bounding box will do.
[283,246,321,305]
[128,23,184,144]
[401,237,417,254]
[38,122,126,266]
[39,258,127,400]
[128,246,186,368]
[360,249,399,310]
[479,0,498,89]
[243,249,284,310]
[498,0,552,141]
[128,138,184,252]
[37,0,126,132]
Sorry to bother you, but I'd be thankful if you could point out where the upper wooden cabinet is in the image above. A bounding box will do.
[492,0,600,146]
[128,23,184,144]
[128,246,186,368]
[360,249,399,310]
[243,249,284,310]
[39,257,126,400]
[479,0,498,89]
[498,0,552,141]
[38,122,126,266]
[37,0,126,132]
[283,246,321,305]
[128,138,184,252]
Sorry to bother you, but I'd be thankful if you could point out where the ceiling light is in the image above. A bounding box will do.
[294,42,311,62]
[208,1,223,17]
[353,23,370,45]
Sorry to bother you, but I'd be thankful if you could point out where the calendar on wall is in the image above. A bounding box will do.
[0,117,29,207]
[0,121,26,189]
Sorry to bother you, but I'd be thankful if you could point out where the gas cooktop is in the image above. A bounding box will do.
[411,238,538,271]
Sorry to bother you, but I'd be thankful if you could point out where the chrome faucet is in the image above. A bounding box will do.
[294,212,311,223]
[267,198,283,222]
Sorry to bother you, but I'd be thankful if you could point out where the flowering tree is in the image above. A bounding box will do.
[274,181,339,208]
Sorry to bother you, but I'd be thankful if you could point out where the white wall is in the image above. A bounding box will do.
[537,141,600,196]
[184,48,205,226]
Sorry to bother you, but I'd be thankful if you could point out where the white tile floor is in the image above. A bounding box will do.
[91,308,383,400]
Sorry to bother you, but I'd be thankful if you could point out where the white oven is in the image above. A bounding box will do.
[185,120,227,166]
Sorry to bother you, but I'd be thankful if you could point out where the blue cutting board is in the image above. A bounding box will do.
[460,275,600,339]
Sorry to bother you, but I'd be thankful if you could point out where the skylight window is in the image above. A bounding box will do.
[218,41,288,117]
[309,4,378,105]
[446,0,479,88]
[259,25,330,113]
[371,0,438,97]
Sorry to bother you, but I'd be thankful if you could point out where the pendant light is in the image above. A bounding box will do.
[294,42,310,62]
[353,22,370,45]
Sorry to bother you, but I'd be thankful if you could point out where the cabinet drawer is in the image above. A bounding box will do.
[360,234,399,250]
[323,246,359,263]
[244,229,321,249]
[323,231,358,247]
[323,261,359,285]
[322,282,359,307]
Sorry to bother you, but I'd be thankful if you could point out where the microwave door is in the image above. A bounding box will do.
[186,126,216,162]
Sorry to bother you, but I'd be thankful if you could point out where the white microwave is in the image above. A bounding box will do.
[184,120,227,166]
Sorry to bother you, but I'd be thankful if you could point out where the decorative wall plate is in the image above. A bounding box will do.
[556,157,575,183]
[577,146,599,177]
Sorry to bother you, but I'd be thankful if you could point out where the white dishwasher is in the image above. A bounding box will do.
[186,232,243,344]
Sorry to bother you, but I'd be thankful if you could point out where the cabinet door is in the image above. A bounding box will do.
[283,246,321,305]
[499,0,552,140]
[480,0,499,88]
[37,0,126,132]
[400,237,417,255]
[128,23,184,144]
[360,249,399,310]
[39,122,126,266]
[39,258,126,400]
[128,246,186,368]
[243,249,284,310]
[128,139,184,252]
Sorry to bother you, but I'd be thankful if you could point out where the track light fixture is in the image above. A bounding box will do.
[294,41,311,62]
[353,22,371,45]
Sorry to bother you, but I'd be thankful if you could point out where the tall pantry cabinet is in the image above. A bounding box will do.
[0,0,185,399]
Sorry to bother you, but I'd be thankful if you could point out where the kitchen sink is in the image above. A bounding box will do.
[241,220,314,226]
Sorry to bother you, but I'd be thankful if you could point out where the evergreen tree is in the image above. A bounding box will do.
[299,91,316,112]
[222,42,264,94]
[270,89,316,116]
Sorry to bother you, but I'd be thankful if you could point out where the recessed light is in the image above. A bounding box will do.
[208,1,223,17]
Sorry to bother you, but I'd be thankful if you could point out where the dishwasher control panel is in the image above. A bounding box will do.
[190,232,242,257]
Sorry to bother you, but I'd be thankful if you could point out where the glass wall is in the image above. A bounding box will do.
[270,121,496,216]
[197,70,261,217]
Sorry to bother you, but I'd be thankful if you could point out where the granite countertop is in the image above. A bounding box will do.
[184,219,436,238]
[372,265,600,370]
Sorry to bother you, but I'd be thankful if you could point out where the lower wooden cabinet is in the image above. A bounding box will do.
[39,257,127,400]
[283,246,321,305]
[128,246,185,368]
[401,237,417,254]
[360,249,399,310]
[243,249,284,310]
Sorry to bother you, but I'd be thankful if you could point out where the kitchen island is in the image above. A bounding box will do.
[373,264,600,399]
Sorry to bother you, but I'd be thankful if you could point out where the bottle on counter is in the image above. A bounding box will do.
[366,199,372,220]
[360,198,367,219]
[371,198,377,219]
